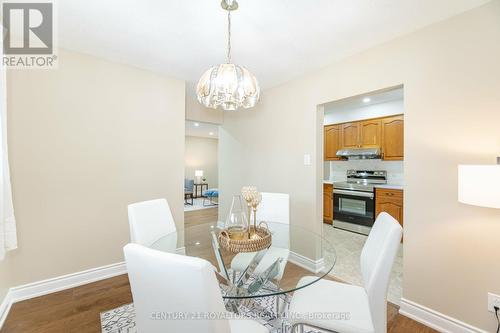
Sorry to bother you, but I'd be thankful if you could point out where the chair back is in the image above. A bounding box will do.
[185,179,194,192]
[127,198,176,247]
[258,192,290,248]
[360,212,402,333]
[124,244,231,333]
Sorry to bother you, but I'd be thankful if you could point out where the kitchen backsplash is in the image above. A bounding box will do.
[325,160,404,185]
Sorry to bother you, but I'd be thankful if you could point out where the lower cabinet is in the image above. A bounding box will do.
[375,188,403,228]
[323,183,333,224]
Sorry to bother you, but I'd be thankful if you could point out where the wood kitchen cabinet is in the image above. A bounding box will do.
[360,119,381,147]
[341,122,360,148]
[375,188,403,228]
[324,125,342,160]
[323,183,333,224]
[324,114,403,160]
[381,115,404,160]
[341,119,381,149]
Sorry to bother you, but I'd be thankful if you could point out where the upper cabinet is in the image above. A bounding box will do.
[324,125,342,160]
[324,114,404,161]
[359,119,381,148]
[381,115,404,160]
[341,122,360,148]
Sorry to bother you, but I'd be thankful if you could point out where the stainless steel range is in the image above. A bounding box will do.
[333,170,387,235]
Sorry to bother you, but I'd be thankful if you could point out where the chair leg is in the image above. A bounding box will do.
[291,323,303,333]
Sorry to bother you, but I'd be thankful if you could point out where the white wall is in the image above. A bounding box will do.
[324,99,404,124]
[1,49,185,291]
[219,1,500,331]
[185,95,223,125]
[185,136,218,187]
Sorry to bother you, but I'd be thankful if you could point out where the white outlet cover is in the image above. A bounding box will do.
[488,292,500,312]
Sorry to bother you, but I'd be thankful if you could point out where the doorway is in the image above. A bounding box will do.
[184,120,220,227]
[319,86,404,305]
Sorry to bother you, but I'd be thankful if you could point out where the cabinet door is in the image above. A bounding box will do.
[375,189,404,227]
[324,125,342,160]
[376,200,403,226]
[323,184,333,224]
[381,115,404,160]
[341,122,360,148]
[360,119,381,148]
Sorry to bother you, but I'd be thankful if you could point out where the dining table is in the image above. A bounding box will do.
[150,221,336,330]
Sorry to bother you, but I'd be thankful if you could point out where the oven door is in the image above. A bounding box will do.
[333,189,375,227]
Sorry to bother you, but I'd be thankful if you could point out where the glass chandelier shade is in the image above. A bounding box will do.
[197,63,260,111]
[196,0,260,111]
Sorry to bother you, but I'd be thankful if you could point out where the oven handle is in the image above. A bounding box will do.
[333,189,374,199]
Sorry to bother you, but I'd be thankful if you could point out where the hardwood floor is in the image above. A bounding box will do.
[1,208,437,333]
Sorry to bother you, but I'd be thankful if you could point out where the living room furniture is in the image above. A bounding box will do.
[184,191,193,205]
[124,243,268,333]
[288,212,402,333]
[127,198,177,249]
[203,188,219,206]
[193,183,209,198]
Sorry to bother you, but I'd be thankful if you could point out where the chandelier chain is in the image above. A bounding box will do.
[227,10,232,63]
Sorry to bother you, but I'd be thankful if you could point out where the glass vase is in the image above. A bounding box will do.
[225,195,249,240]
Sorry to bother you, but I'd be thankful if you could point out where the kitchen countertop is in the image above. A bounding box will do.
[374,184,404,190]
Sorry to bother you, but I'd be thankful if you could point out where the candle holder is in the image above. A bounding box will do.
[241,186,258,237]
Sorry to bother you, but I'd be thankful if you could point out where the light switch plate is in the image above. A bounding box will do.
[488,292,500,312]
[303,154,311,166]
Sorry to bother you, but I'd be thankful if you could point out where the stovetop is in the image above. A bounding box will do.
[333,170,387,192]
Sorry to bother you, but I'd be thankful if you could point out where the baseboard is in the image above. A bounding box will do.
[0,245,186,329]
[175,246,186,255]
[400,298,488,333]
[289,251,325,274]
[9,261,127,304]
[0,290,12,329]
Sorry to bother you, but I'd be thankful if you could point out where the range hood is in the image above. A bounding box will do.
[336,148,381,159]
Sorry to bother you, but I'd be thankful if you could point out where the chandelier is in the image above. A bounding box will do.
[196,0,260,111]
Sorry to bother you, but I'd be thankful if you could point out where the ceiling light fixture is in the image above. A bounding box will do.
[209,132,215,136]
[194,122,200,127]
[363,97,371,103]
[196,0,260,111]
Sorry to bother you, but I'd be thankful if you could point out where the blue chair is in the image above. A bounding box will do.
[202,188,219,206]
[184,179,194,205]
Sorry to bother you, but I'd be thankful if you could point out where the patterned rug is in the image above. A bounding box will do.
[101,295,323,333]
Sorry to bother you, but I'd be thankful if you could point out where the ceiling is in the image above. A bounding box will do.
[324,86,404,113]
[59,0,490,93]
[185,121,219,139]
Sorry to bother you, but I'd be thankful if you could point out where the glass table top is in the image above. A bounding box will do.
[151,222,336,299]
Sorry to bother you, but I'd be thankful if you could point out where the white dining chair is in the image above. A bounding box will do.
[288,212,403,333]
[127,198,177,249]
[124,243,268,333]
[230,192,290,281]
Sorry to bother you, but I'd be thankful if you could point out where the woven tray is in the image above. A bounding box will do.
[218,226,272,253]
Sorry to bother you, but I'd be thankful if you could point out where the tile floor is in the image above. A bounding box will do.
[323,222,403,305]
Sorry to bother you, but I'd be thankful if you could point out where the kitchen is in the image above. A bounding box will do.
[322,86,404,305]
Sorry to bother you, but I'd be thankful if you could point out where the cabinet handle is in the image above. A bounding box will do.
[386,192,394,196]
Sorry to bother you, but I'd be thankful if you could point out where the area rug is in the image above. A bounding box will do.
[184,197,218,212]
[100,296,323,333]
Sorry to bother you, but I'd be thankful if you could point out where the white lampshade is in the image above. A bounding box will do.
[458,164,500,208]
[195,170,204,177]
